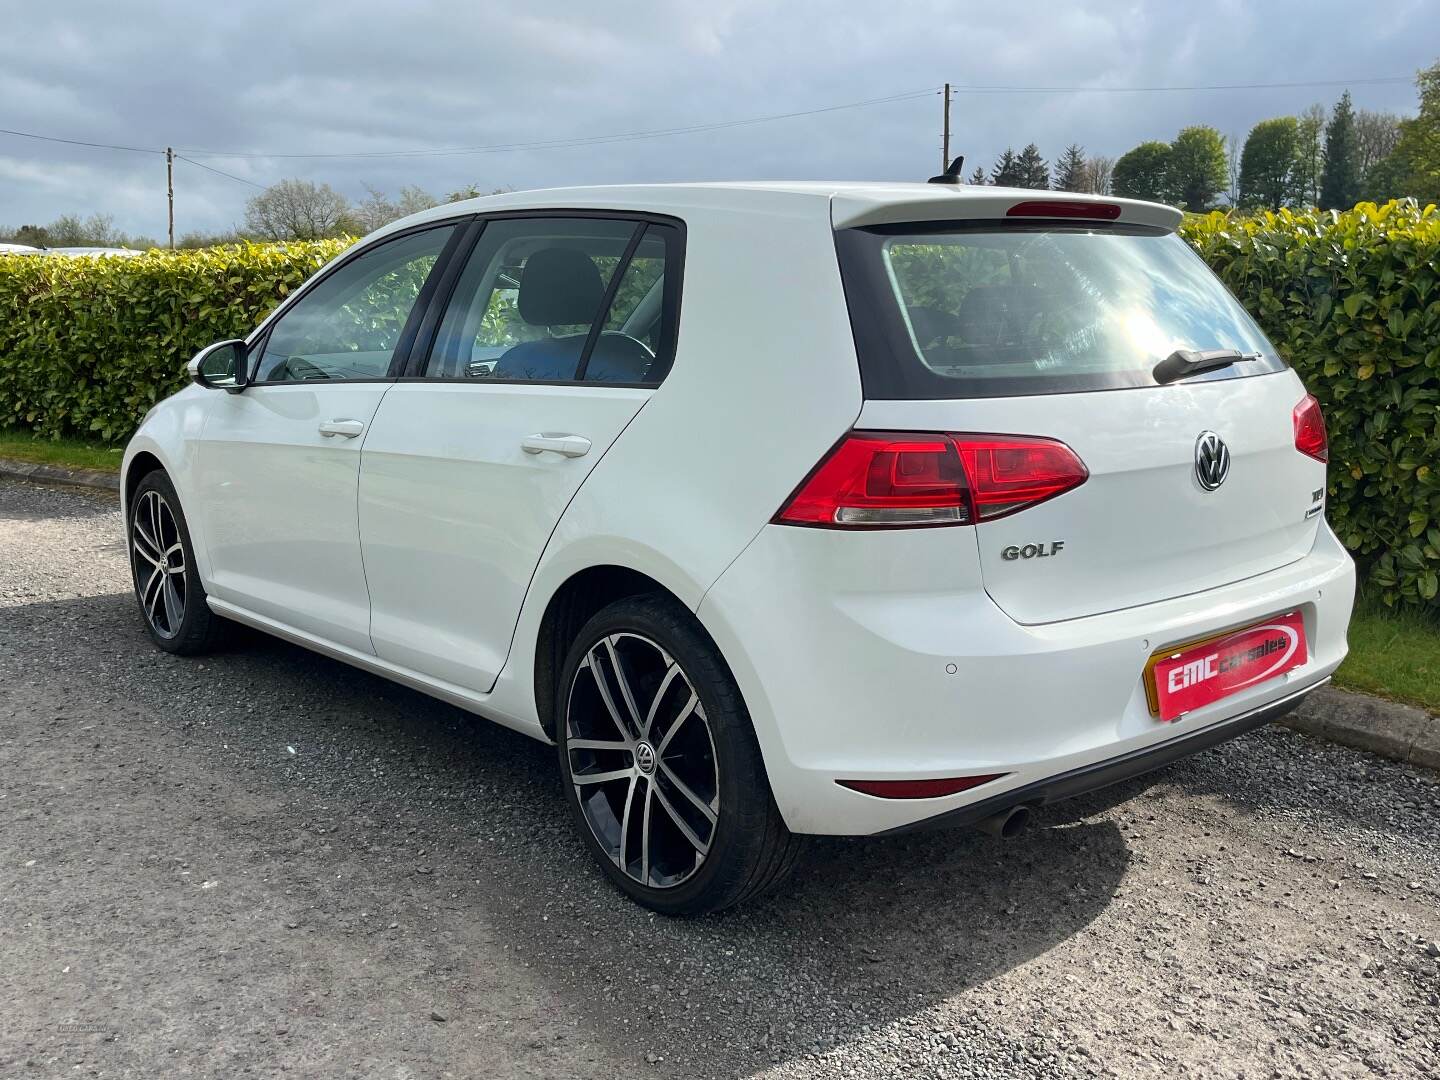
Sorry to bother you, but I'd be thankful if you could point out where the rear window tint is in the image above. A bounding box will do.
[836,223,1287,399]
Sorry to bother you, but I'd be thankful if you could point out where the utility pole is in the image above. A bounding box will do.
[941,83,952,172]
[166,147,174,249]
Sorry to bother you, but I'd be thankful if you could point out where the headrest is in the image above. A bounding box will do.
[518,248,604,326]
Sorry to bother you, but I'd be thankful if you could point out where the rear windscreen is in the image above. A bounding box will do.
[835,222,1287,399]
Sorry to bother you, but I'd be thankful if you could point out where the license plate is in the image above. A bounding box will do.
[1147,611,1307,722]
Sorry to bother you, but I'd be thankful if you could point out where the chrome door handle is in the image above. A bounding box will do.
[318,419,365,439]
[521,433,592,458]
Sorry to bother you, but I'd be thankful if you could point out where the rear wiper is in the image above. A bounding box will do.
[1152,348,1262,385]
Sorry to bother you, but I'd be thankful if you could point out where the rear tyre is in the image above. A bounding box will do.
[556,594,802,915]
[128,470,225,655]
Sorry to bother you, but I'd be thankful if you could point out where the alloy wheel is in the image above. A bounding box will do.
[131,489,187,639]
[565,633,719,889]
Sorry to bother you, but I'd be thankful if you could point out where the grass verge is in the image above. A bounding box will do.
[0,427,124,472]
[1334,600,1440,714]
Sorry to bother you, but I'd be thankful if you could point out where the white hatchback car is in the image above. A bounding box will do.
[124,182,1355,913]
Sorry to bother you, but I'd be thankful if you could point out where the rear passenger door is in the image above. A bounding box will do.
[358,214,682,691]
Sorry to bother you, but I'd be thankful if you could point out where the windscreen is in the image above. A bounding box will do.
[836,223,1287,398]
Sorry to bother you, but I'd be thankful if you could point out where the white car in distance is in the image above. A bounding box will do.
[123,182,1354,914]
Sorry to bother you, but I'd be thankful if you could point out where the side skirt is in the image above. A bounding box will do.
[206,597,549,743]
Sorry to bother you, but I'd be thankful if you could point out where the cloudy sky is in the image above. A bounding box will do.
[2,0,1434,241]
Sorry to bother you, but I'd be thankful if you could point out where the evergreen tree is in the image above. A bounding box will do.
[1054,144,1088,191]
[990,149,1023,187]
[1239,117,1300,210]
[1112,142,1172,202]
[967,165,987,185]
[1320,91,1360,209]
[1167,126,1229,212]
[1016,143,1050,189]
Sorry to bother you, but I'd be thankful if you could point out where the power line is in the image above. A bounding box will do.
[0,89,936,164]
[0,126,162,155]
[175,154,265,189]
[947,75,1412,94]
[1,74,1413,166]
[174,88,940,160]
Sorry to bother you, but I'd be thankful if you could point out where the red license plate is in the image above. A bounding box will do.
[1149,611,1307,722]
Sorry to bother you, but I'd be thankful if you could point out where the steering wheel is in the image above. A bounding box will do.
[276,356,329,381]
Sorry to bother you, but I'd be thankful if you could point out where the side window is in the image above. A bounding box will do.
[586,225,673,382]
[423,217,676,384]
[254,224,456,383]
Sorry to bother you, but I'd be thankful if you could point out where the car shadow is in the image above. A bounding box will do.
[6,590,1131,1076]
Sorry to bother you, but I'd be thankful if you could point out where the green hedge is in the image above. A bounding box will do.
[1181,201,1440,610]
[0,240,350,441]
[1,204,1436,609]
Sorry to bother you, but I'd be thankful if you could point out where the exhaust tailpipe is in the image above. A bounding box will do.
[974,804,1032,840]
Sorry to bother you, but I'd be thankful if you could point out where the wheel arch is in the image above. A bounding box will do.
[532,564,684,740]
[121,448,168,522]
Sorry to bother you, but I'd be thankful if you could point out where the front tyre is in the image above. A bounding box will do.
[128,470,225,655]
[557,595,802,915]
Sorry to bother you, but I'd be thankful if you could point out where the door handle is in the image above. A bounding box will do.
[318,419,365,439]
[521,433,592,458]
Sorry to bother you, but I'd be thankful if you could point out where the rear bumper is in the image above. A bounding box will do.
[696,519,1355,835]
[882,676,1325,834]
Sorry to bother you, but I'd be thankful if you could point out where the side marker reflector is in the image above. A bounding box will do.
[837,774,1006,799]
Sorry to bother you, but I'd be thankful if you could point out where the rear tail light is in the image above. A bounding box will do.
[837,774,1005,799]
[774,432,1088,528]
[1293,394,1329,462]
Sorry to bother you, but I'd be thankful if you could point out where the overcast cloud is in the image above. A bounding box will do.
[2,0,1435,240]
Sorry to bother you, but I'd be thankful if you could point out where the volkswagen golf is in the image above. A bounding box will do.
[123,182,1355,914]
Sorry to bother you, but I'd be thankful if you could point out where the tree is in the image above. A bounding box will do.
[1112,141,1172,202]
[1293,104,1326,206]
[353,184,439,233]
[1015,143,1049,189]
[1320,91,1360,209]
[989,148,1023,187]
[353,185,396,234]
[444,184,512,202]
[967,164,987,185]
[1387,59,1440,203]
[1054,144,1087,191]
[1225,133,1242,207]
[1239,117,1300,210]
[49,213,123,246]
[4,224,51,247]
[1167,126,1228,212]
[1083,155,1114,195]
[1354,109,1402,196]
[1,212,150,249]
[244,179,355,240]
[177,229,250,248]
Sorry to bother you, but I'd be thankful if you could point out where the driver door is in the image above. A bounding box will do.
[194,222,461,652]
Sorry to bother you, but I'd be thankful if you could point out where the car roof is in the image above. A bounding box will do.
[379,181,1183,245]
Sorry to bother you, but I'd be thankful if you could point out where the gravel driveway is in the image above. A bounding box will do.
[2,476,1436,1079]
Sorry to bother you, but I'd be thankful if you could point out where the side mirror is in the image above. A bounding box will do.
[188,339,249,393]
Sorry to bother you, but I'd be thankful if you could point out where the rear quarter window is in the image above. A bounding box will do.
[835,222,1287,399]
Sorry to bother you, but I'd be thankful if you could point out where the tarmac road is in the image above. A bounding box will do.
[2,476,1437,1079]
